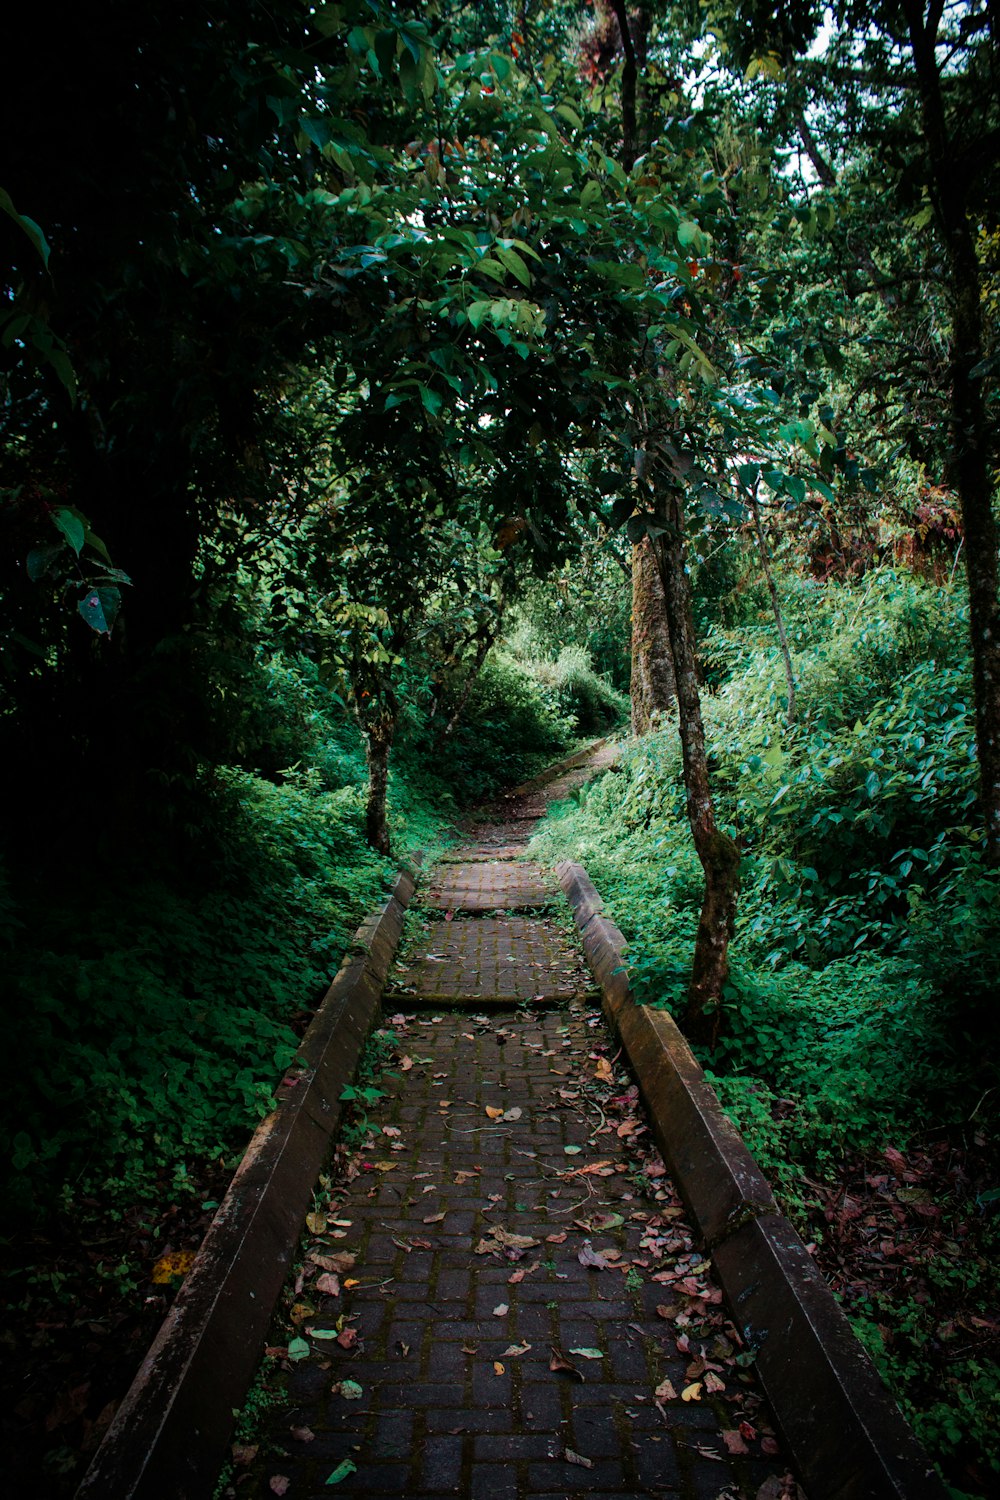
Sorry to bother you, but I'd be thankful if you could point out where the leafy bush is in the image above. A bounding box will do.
[0,766,400,1217]
[530,644,629,734]
[530,570,1000,1170]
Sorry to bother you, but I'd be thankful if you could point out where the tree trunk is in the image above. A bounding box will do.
[650,496,740,1046]
[750,495,796,726]
[364,708,396,856]
[630,533,676,734]
[904,0,1000,864]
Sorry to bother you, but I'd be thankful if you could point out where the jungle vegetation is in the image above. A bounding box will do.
[1,1,998,1493]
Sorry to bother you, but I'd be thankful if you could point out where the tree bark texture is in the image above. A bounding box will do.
[904,0,1000,863]
[630,533,676,735]
[750,496,796,726]
[364,709,396,856]
[650,496,740,1045]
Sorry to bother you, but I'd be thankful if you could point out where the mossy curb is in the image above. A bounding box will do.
[76,871,414,1500]
[557,858,946,1500]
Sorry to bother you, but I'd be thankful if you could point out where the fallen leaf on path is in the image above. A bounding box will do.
[503,1341,531,1356]
[654,1378,677,1400]
[232,1444,258,1464]
[569,1347,603,1359]
[326,1458,357,1485]
[399,1056,413,1071]
[593,1058,614,1084]
[681,1381,703,1401]
[305,1212,327,1235]
[549,1346,584,1380]
[564,1448,594,1469]
[333,1379,363,1400]
[721,1430,750,1455]
[270,1477,290,1495]
[151,1250,195,1284]
[493,1361,505,1375]
[423,1213,446,1224]
[462,1343,478,1355]
[315,1273,340,1297]
[287,1336,310,1362]
[486,1106,504,1119]
[492,1303,509,1317]
[578,1243,609,1270]
[336,1328,358,1350]
[545,1231,567,1244]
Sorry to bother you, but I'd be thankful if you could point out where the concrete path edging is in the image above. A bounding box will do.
[76,871,415,1500]
[502,732,618,799]
[556,859,947,1500]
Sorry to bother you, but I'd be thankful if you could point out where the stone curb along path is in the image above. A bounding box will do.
[557,862,947,1500]
[76,870,417,1500]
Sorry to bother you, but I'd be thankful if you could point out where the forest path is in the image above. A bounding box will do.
[241,741,797,1500]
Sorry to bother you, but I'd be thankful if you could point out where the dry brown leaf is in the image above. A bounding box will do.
[564,1448,593,1469]
[549,1345,584,1381]
[654,1378,677,1401]
[314,1273,340,1297]
[309,1252,356,1275]
[721,1430,750,1455]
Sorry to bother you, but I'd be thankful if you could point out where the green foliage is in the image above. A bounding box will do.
[0,762,399,1218]
[520,645,628,736]
[413,651,574,803]
[530,570,1000,1177]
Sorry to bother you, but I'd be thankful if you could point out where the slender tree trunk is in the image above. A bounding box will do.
[630,533,676,734]
[904,0,1000,864]
[364,708,396,856]
[750,496,796,726]
[650,493,740,1046]
[435,607,506,749]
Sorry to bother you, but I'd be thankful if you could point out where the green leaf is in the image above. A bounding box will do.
[0,188,50,267]
[326,1460,358,1485]
[78,586,121,635]
[591,260,644,288]
[26,544,64,581]
[569,1347,604,1359]
[476,256,508,283]
[494,246,531,287]
[736,463,759,489]
[677,220,700,249]
[52,507,86,554]
[287,1336,310,1361]
[308,1327,340,1340]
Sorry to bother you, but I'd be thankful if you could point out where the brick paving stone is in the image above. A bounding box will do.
[389,917,594,1003]
[240,741,797,1500]
[423,861,557,912]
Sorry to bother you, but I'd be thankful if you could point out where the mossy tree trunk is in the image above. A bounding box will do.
[630,533,676,735]
[364,706,397,857]
[903,0,1000,865]
[650,493,740,1046]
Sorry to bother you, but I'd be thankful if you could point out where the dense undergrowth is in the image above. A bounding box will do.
[0,640,615,1224]
[530,568,1000,1496]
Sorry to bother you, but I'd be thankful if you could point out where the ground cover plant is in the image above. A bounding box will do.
[530,567,1000,1497]
[3,1,999,1496]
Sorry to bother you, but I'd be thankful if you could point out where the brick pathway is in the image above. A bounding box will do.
[237,744,798,1500]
